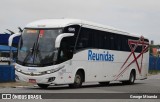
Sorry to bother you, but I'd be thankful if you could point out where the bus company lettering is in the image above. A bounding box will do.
[88,50,114,61]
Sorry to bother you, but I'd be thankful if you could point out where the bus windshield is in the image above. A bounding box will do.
[17,28,63,66]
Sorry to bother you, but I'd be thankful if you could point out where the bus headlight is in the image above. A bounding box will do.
[15,68,22,72]
[50,68,61,73]
[17,69,22,72]
[46,71,51,74]
[42,67,63,74]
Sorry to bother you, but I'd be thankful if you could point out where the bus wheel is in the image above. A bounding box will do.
[37,84,49,89]
[69,71,83,88]
[99,82,110,86]
[122,71,135,85]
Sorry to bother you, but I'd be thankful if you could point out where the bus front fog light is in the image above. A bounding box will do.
[48,77,55,82]
[15,74,19,80]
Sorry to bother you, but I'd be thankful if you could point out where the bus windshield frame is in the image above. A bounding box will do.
[17,28,63,67]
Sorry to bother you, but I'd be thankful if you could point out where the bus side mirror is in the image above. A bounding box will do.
[55,33,74,48]
[8,33,21,65]
[8,33,21,47]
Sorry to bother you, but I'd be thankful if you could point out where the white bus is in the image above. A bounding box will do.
[15,19,149,88]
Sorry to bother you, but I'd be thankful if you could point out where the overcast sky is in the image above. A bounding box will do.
[0,0,160,44]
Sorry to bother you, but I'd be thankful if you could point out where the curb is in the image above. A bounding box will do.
[0,82,34,88]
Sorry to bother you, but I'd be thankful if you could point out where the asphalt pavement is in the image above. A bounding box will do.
[0,74,160,102]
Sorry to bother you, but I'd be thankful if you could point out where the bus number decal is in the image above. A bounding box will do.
[68,27,75,32]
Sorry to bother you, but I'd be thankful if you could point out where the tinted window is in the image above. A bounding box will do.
[75,27,149,53]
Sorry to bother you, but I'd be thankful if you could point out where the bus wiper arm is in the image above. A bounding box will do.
[34,43,43,66]
[23,42,35,64]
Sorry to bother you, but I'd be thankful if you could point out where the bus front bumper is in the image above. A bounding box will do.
[15,71,65,85]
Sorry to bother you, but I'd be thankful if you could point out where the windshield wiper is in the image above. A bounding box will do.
[22,42,35,65]
[34,43,43,66]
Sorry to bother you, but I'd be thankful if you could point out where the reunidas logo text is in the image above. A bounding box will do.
[88,50,114,61]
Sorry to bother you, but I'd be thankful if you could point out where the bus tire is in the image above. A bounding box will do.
[37,84,49,89]
[122,71,135,85]
[99,82,110,86]
[69,71,83,88]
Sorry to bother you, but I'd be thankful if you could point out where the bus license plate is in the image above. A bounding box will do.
[29,79,36,83]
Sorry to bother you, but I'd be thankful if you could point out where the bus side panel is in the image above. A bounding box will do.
[72,49,105,82]
[71,48,149,83]
[135,51,149,80]
[114,51,149,81]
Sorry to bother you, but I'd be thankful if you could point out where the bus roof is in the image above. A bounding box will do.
[25,19,145,38]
